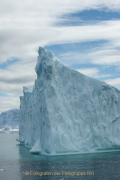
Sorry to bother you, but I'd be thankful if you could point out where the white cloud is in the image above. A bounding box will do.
[76,67,111,79]
[59,46,120,67]
[8,19,120,65]
[105,78,120,85]
[0,61,36,93]
[0,0,120,112]
[105,78,120,89]
[0,1,120,66]
[90,48,120,65]
[116,67,120,70]
[59,52,88,66]
[49,20,120,45]
[0,0,120,64]
[0,95,20,113]
[76,68,99,77]
[77,68,120,90]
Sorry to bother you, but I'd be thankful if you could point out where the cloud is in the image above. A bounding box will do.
[59,52,88,66]
[59,45,120,67]
[2,19,120,94]
[90,48,120,65]
[0,0,120,112]
[0,0,120,66]
[77,68,120,89]
[0,61,36,93]
[76,68,99,77]
[50,20,120,45]
[76,67,111,79]
[0,94,20,113]
[0,0,120,65]
[105,78,120,89]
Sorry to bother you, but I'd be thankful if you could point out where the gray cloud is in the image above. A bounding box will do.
[0,76,36,84]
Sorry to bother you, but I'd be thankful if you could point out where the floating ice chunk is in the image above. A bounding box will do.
[1,125,12,133]
[0,169,6,171]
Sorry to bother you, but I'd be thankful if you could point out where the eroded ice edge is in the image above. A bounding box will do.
[18,47,120,156]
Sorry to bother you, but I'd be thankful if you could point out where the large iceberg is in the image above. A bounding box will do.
[19,47,120,155]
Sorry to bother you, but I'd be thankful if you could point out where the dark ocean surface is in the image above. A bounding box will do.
[0,132,120,180]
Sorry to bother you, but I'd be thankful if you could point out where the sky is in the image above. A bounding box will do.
[0,0,120,113]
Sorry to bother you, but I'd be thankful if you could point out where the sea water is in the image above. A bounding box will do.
[0,132,120,180]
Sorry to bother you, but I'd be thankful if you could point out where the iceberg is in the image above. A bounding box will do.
[0,109,19,132]
[18,47,120,155]
[1,125,12,133]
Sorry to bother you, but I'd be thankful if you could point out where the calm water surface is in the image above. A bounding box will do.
[0,132,120,180]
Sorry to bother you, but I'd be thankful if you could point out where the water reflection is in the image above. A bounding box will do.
[18,144,120,180]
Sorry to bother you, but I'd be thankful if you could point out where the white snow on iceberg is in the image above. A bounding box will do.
[18,47,120,155]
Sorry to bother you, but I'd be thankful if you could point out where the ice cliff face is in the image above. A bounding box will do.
[0,109,19,131]
[19,47,120,155]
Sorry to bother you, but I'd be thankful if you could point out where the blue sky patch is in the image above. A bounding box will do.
[0,58,20,69]
[56,10,120,26]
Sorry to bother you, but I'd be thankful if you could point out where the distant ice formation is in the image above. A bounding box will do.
[18,47,120,155]
[0,109,19,133]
